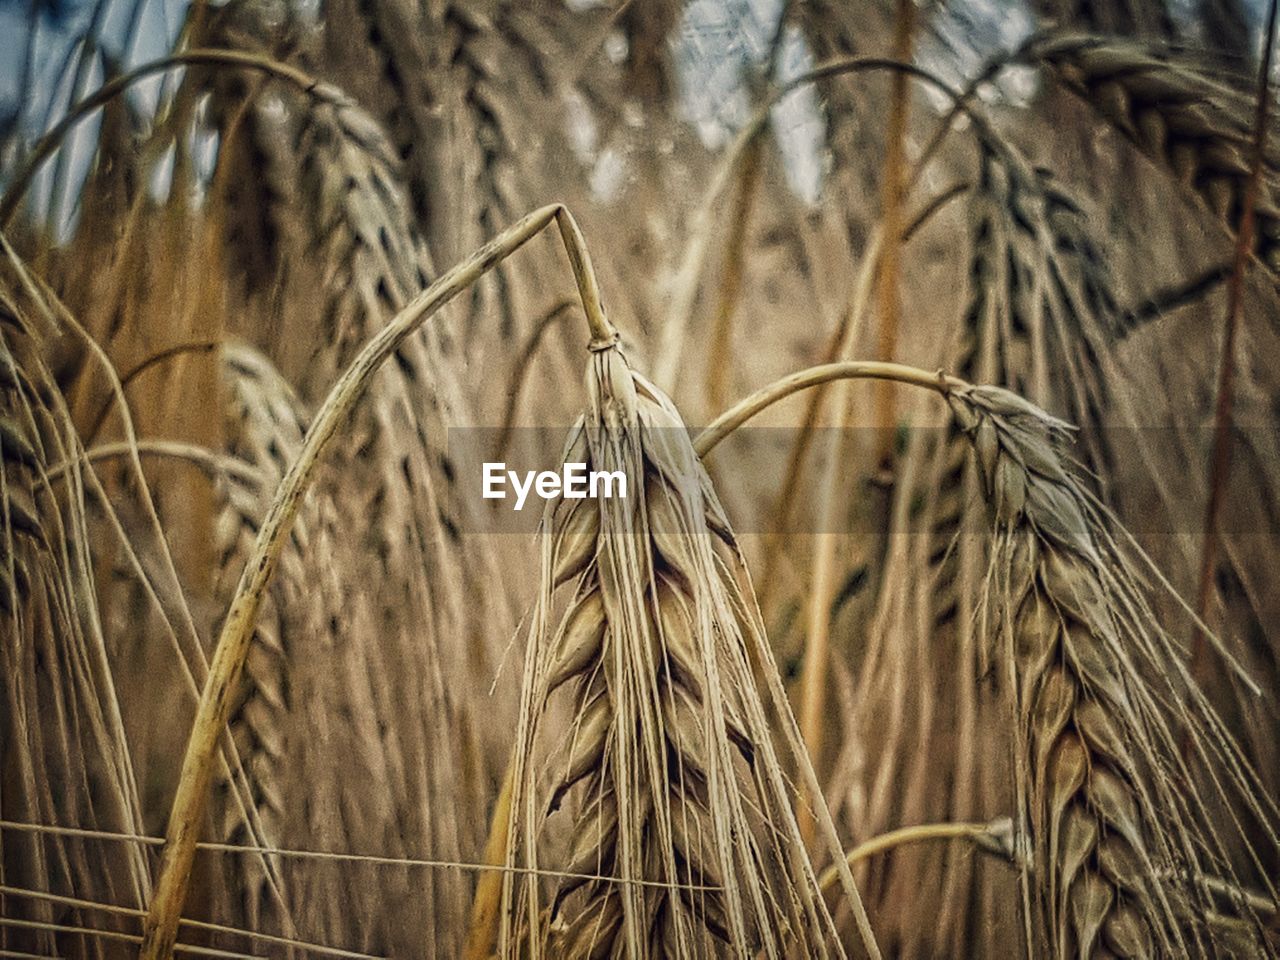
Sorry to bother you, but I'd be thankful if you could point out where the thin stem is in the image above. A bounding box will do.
[138,204,614,959]
[0,49,328,229]
[902,180,969,243]
[695,360,962,457]
[48,439,263,485]
[555,212,615,344]
[874,0,918,465]
[85,340,222,444]
[705,137,763,411]
[492,301,576,461]
[1190,0,1279,692]
[704,0,793,411]
[815,819,1015,896]
[0,884,377,960]
[462,762,515,960]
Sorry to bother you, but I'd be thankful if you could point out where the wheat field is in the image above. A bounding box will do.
[2,0,1280,957]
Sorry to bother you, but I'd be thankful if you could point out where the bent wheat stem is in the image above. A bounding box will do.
[140,204,614,959]
[695,360,962,457]
[816,817,1016,896]
[0,49,330,229]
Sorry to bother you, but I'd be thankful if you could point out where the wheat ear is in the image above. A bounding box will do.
[500,342,876,959]
[948,383,1280,958]
[0,265,151,951]
[700,364,1280,956]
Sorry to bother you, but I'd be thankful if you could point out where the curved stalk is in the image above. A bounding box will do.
[138,204,615,958]
[462,763,515,960]
[0,49,329,229]
[492,300,576,462]
[652,56,979,390]
[816,818,1015,896]
[695,360,962,457]
[85,340,223,444]
[48,439,263,485]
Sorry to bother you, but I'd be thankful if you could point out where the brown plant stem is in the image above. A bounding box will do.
[492,300,576,462]
[138,205,614,959]
[462,762,514,960]
[874,0,917,465]
[705,138,763,411]
[815,817,1015,896]
[695,360,962,457]
[1190,0,1278,693]
[703,1,792,411]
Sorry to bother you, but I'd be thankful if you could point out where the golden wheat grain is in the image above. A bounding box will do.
[948,382,1279,957]
[500,340,877,960]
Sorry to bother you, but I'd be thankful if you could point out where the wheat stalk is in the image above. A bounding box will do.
[319,0,580,360]
[137,203,636,959]
[500,340,876,959]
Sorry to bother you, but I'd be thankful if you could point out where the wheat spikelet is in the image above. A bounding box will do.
[262,91,505,954]
[208,342,309,932]
[947,381,1280,958]
[213,340,415,951]
[1029,28,1280,882]
[201,2,306,296]
[1031,33,1280,273]
[318,0,574,353]
[500,341,873,959]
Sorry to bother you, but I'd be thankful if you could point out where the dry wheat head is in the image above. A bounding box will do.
[500,340,863,959]
[948,382,1279,958]
[0,265,150,952]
